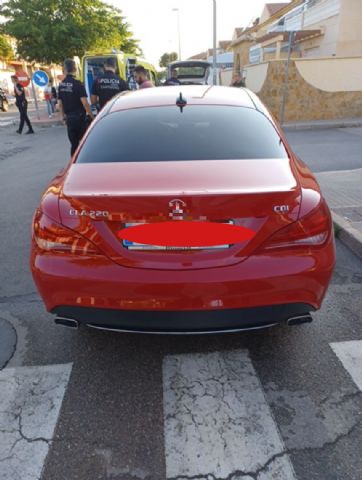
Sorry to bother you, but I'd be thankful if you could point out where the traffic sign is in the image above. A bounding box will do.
[32,70,49,87]
[16,70,30,87]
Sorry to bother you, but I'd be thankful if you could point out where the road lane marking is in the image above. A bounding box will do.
[0,363,72,480]
[163,350,296,480]
[330,340,362,391]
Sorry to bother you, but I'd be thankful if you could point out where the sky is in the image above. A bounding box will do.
[111,0,291,67]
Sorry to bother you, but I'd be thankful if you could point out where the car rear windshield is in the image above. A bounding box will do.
[76,105,288,163]
[174,66,208,78]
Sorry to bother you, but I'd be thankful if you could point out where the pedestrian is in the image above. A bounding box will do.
[50,80,58,113]
[91,57,129,111]
[11,75,34,135]
[44,84,53,117]
[230,72,246,88]
[133,65,154,89]
[58,58,94,156]
[164,68,181,86]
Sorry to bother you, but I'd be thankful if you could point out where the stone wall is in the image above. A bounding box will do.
[245,57,362,122]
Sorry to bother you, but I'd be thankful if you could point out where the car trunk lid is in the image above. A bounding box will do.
[59,160,301,270]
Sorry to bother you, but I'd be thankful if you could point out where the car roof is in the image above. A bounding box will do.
[109,85,256,113]
[169,60,211,68]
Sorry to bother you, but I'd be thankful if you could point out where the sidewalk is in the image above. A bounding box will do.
[30,108,63,127]
[316,168,362,258]
[283,117,362,131]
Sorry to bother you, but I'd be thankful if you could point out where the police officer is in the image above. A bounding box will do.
[58,59,94,156]
[91,57,128,111]
[11,75,34,135]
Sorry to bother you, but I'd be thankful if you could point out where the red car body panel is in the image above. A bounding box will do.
[30,86,336,333]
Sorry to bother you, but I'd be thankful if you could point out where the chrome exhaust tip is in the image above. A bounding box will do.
[54,317,79,329]
[287,314,313,326]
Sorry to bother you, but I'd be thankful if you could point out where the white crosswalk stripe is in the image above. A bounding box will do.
[0,341,360,480]
[163,350,297,480]
[0,116,15,127]
[0,121,14,127]
[0,364,72,480]
[330,340,362,391]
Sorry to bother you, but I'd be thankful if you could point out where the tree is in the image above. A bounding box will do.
[159,52,178,69]
[0,34,13,59]
[0,0,141,64]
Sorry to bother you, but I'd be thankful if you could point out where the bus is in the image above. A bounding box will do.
[81,50,158,100]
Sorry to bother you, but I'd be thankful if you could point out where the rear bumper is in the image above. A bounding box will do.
[31,234,335,333]
[53,303,315,333]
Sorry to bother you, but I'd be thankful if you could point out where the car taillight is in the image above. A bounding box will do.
[32,210,101,255]
[262,200,331,250]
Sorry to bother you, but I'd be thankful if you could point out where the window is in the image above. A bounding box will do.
[175,66,207,78]
[76,106,288,163]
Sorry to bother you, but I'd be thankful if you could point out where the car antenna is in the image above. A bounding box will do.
[176,92,187,113]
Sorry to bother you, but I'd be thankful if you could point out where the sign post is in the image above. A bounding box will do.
[32,70,49,121]
[30,79,40,120]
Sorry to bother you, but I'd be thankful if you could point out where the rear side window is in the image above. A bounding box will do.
[76,106,288,163]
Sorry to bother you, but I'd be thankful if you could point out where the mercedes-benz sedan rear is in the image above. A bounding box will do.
[30,86,335,333]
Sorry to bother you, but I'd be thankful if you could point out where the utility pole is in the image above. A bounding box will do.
[172,8,182,61]
[212,0,217,85]
[279,31,295,125]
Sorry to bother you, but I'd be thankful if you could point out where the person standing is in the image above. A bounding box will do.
[91,57,128,111]
[44,84,53,117]
[50,80,58,114]
[230,72,246,88]
[11,75,34,135]
[164,69,181,86]
[133,65,154,89]
[58,59,94,156]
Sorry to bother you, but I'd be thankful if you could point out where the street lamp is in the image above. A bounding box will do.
[172,8,182,61]
[212,0,217,85]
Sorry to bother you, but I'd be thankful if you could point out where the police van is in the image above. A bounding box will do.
[81,50,158,100]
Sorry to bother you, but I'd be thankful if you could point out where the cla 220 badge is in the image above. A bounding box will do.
[69,209,109,218]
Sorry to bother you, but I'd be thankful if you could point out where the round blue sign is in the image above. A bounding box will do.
[32,70,49,87]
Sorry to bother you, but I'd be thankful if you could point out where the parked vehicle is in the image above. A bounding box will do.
[167,61,211,85]
[31,85,336,334]
[81,50,158,100]
[0,87,9,112]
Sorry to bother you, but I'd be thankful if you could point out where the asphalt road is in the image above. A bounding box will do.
[286,127,362,173]
[0,124,362,480]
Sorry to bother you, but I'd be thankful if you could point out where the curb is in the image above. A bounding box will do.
[332,211,362,259]
[30,119,63,128]
[283,119,362,131]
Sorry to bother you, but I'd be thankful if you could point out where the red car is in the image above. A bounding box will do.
[30,86,336,333]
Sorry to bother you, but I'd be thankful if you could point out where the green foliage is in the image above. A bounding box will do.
[159,52,178,69]
[0,34,14,59]
[0,0,141,64]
